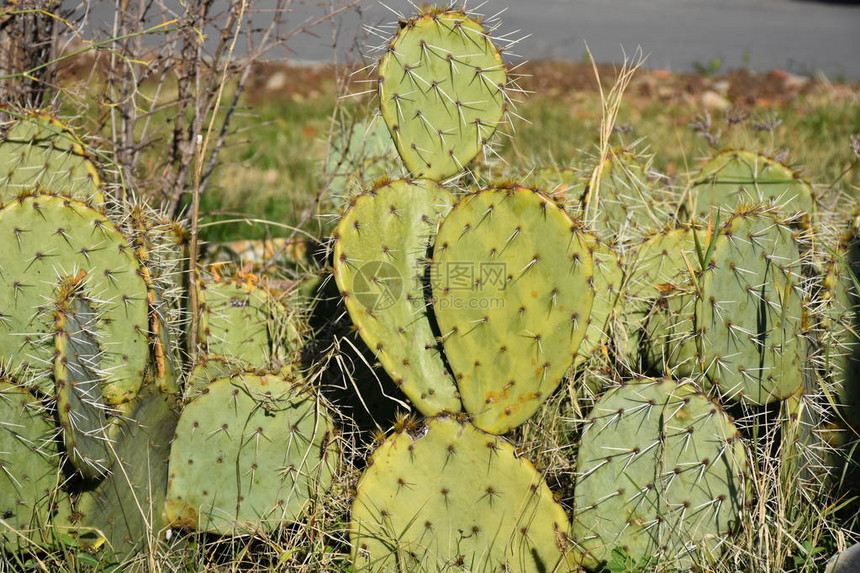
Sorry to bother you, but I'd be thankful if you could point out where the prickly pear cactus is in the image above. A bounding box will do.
[0,379,63,551]
[333,179,460,416]
[351,416,571,572]
[583,147,675,242]
[689,149,814,222]
[618,228,699,368]
[165,372,338,534]
[431,186,594,433]
[525,166,584,200]
[198,278,302,368]
[183,354,246,399]
[326,117,404,200]
[696,206,806,403]
[68,388,179,556]
[0,112,104,206]
[378,8,508,180]
[53,277,114,479]
[0,194,149,403]
[572,377,748,570]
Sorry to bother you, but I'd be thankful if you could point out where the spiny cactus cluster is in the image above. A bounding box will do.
[330,5,860,572]
[0,3,858,572]
[0,111,333,559]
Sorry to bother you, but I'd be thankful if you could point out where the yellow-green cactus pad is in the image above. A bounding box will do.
[351,416,571,572]
[0,380,63,552]
[431,186,594,433]
[379,9,507,180]
[333,179,460,415]
[574,235,624,369]
[198,279,302,367]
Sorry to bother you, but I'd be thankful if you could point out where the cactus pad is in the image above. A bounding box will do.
[53,281,114,479]
[431,187,594,433]
[69,388,179,556]
[572,378,747,569]
[351,416,570,572]
[165,372,338,534]
[575,236,624,368]
[333,179,460,416]
[327,117,404,199]
[698,207,805,403]
[0,113,103,206]
[378,9,507,180]
[0,195,149,403]
[690,150,814,222]
[0,380,61,551]
[199,279,301,367]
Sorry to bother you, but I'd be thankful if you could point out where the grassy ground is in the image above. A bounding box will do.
[198,62,860,243]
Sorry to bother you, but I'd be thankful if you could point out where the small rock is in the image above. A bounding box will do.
[712,80,731,96]
[826,542,860,573]
[265,71,287,91]
[701,90,730,111]
[783,72,809,92]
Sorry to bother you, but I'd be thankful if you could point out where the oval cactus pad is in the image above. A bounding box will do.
[431,187,594,433]
[0,380,63,551]
[165,372,338,534]
[572,378,748,570]
[333,179,460,416]
[0,113,103,206]
[698,207,805,403]
[351,416,570,572]
[379,9,507,180]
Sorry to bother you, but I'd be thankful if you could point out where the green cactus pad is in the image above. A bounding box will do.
[333,179,460,416]
[379,9,508,180]
[574,236,624,368]
[351,416,571,572]
[0,195,149,403]
[327,117,404,200]
[525,167,584,200]
[183,354,247,399]
[431,186,594,433]
[572,378,747,570]
[627,228,699,305]
[0,113,103,206]
[690,150,814,222]
[583,148,675,242]
[68,388,179,556]
[697,208,805,403]
[198,279,301,367]
[165,372,338,534]
[820,246,860,433]
[618,228,699,368]
[53,284,114,479]
[0,380,62,551]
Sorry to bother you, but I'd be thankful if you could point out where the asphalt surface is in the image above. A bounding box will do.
[71,0,860,79]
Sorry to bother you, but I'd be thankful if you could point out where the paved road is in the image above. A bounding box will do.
[74,0,860,79]
[353,0,860,79]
